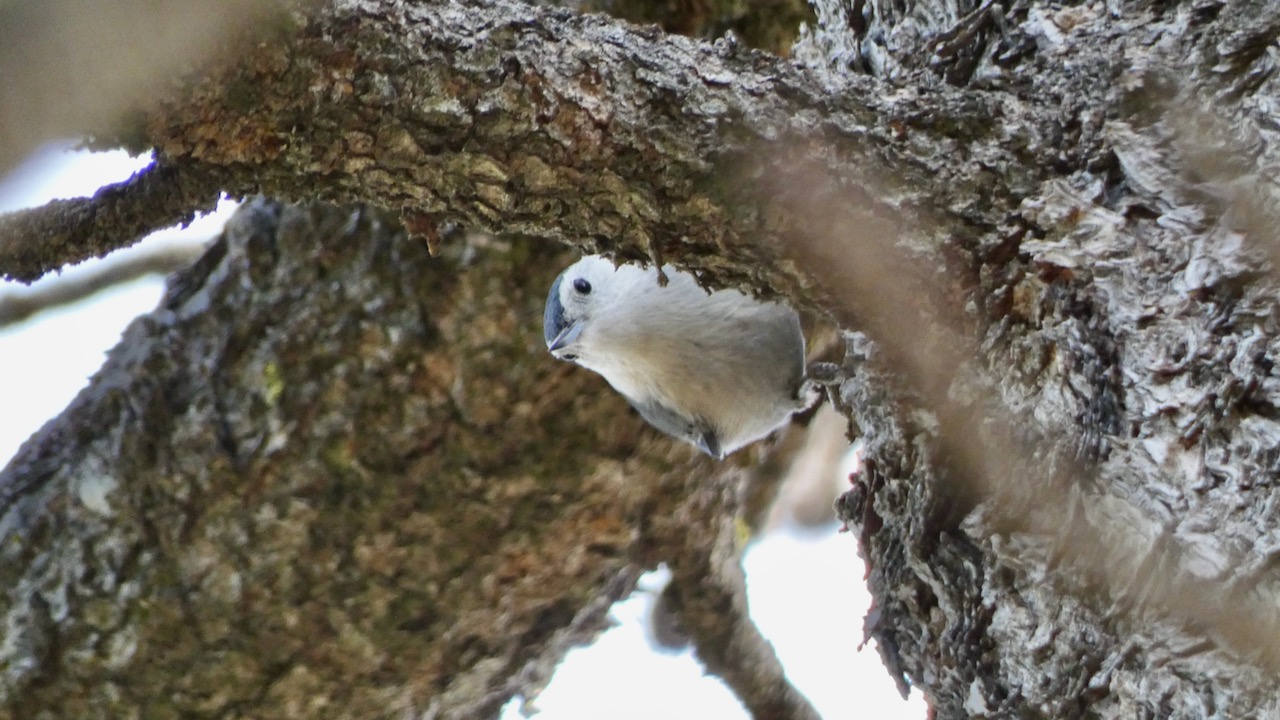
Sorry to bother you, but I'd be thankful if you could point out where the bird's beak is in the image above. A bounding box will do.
[548,320,584,354]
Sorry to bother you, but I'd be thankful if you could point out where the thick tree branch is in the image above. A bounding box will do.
[127,0,1042,296]
[777,155,1280,684]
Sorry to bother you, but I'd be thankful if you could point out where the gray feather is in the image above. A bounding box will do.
[627,396,722,459]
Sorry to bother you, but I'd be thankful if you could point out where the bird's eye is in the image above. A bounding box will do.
[562,353,579,361]
[572,278,592,295]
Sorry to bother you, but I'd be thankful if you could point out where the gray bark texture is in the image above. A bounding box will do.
[2,0,1280,718]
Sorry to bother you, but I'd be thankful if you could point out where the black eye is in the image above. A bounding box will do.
[572,278,592,295]
[562,353,579,361]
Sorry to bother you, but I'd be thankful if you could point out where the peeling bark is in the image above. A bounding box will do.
[795,0,1280,716]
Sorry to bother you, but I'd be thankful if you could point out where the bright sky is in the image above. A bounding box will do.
[0,145,927,719]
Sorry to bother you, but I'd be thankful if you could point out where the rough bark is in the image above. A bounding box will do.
[568,0,814,56]
[0,160,226,283]
[3,0,1280,718]
[0,200,813,719]
[3,0,1022,291]
[790,0,1280,716]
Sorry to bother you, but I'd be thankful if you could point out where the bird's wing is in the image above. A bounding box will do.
[627,396,722,460]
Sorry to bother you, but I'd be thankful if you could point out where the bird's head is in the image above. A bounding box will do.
[543,256,621,364]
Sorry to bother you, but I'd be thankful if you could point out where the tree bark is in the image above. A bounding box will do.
[1,200,811,719]
[4,0,1280,717]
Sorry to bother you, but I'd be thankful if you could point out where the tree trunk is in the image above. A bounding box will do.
[3,0,1280,717]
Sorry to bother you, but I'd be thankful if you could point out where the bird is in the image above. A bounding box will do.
[543,255,807,459]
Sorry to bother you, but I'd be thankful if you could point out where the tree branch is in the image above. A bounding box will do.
[0,237,208,326]
[126,0,1038,296]
[668,519,822,720]
[0,160,228,283]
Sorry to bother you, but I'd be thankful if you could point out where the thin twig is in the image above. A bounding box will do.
[0,238,209,327]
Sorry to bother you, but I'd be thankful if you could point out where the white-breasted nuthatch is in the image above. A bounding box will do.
[543,255,807,459]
